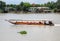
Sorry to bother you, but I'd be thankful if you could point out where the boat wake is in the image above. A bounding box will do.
[55,24,60,26]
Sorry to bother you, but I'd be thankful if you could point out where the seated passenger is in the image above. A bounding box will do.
[49,21,54,25]
[39,22,43,24]
[44,21,49,25]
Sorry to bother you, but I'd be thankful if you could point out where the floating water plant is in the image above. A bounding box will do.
[18,31,27,35]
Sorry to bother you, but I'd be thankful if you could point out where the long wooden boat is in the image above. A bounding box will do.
[6,19,54,26]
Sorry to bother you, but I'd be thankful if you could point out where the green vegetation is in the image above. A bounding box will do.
[20,2,31,12]
[18,31,27,35]
[0,0,60,13]
[44,1,56,9]
[56,0,60,9]
[0,1,6,12]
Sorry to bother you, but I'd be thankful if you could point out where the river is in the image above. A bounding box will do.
[0,13,60,41]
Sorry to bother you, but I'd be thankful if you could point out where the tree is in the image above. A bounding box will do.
[6,4,16,8]
[45,1,56,9]
[0,1,6,9]
[20,2,24,11]
[20,2,31,12]
[56,0,60,9]
[16,5,21,11]
[20,2,24,7]
[0,1,6,13]
[23,2,31,11]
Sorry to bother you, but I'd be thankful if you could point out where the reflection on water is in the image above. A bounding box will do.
[0,13,60,41]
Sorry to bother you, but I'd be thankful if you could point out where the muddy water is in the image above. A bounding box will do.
[0,13,60,41]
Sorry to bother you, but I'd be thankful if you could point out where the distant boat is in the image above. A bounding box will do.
[6,19,54,26]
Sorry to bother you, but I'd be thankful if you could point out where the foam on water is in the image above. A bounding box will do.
[55,24,60,26]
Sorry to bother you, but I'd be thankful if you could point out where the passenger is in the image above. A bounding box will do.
[44,21,49,25]
[39,22,43,24]
[49,21,54,25]
[44,21,46,25]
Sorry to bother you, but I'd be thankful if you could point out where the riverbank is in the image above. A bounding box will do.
[0,11,60,14]
[0,12,60,14]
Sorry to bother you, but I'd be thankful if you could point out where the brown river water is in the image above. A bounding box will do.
[0,13,60,41]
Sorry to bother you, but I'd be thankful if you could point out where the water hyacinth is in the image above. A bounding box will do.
[18,31,27,35]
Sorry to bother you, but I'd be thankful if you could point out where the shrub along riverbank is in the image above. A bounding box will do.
[0,0,60,13]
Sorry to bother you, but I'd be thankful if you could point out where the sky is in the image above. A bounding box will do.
[1,0,57,4]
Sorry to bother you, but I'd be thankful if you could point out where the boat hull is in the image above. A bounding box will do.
[11,22,44,25]
[9,21,54,26]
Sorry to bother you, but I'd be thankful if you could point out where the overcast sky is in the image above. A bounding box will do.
[1,0,57,4]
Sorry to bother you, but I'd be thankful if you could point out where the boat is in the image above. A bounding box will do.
[6,19,54,26]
